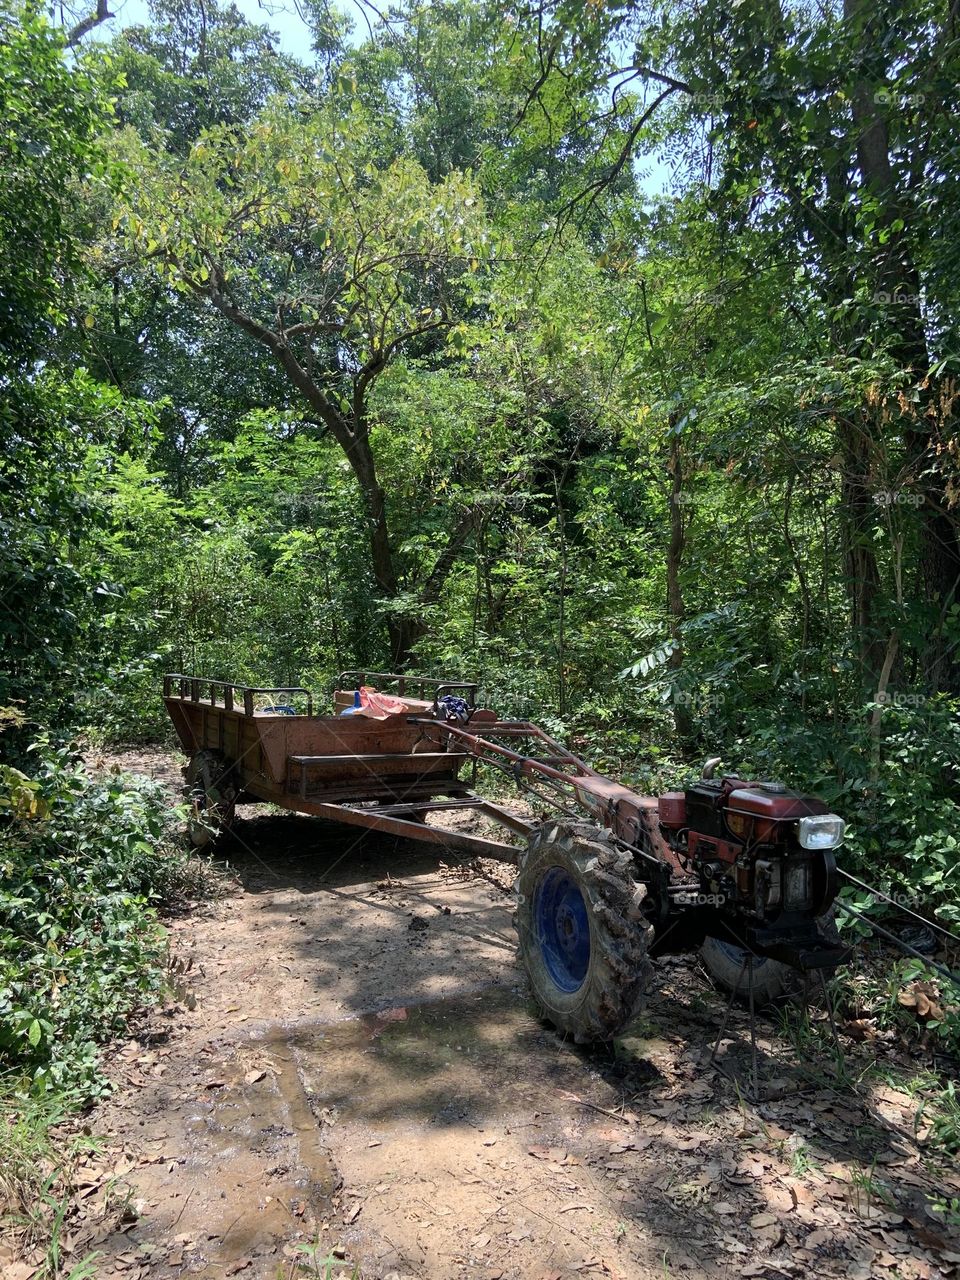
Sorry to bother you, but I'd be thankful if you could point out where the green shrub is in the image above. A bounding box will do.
[0,739,193,1098]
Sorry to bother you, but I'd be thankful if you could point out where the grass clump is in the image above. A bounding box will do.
[0,1090,104,1276]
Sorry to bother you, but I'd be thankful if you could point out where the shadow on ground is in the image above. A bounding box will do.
[86,795,960,1280]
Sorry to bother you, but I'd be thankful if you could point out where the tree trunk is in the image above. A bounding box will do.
[838,414,885,685]
[844,0,960,689]
[347,427,417,666]
[666,421,694,743]
[199,275,476,670]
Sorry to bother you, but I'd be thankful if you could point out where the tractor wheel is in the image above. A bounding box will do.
[514,821,654,1043]
[184,750,237,849]
[699,911,841,1007]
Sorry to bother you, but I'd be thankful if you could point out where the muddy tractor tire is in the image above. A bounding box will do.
[699,911,841,1007]
[185,750,237,848]
[515,821,654,1043]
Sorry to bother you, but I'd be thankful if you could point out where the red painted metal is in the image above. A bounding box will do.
[727,785,829,820]
[658,792,686,827]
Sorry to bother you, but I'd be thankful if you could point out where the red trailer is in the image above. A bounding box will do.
[164,670,849,1048]
[163,671,529,862]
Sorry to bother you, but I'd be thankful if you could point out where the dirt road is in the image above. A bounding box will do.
[81,751,959,1280]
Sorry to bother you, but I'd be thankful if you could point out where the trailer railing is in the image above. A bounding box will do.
[163,671,480,719]
[163,673,314,717]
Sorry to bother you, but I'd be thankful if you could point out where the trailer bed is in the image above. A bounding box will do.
[163,673,526,860]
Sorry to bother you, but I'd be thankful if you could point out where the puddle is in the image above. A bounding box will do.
[260,986,670,1279]
[136,985,557,1276]
[114,1036,340,1276]
[102,982,678,1277]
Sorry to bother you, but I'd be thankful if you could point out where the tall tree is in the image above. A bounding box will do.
[111,0,315,150]
[0,5,143,737]
[0,1,105,365]
[506,0,960,690]
[117,96,489,663]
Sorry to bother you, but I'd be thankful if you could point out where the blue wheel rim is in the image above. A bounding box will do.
[533,866,591,993]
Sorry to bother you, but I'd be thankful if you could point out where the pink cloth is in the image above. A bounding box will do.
[354,685,408,719]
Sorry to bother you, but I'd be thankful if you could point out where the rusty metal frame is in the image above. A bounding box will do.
[414,718,677,873]
[285,794,526,862]
[163,674,533,862]
[163,673,314,717]
[162,673,674,869]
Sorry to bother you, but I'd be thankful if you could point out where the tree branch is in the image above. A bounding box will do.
[420,506,478,605]
[66,0,113,46]
[353,316,450,408]
[194,258,356,453]
[509,26,564,135]
[630,65,692,95]
[554,87,676,230]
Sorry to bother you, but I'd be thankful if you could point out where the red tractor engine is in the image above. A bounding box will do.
[657,770,846,971]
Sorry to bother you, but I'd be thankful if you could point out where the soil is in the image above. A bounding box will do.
[66,750,960,1280]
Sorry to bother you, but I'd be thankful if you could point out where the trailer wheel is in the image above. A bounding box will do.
[515,822,654,1043]
[700,912,841,1007]
[185,750,237,848]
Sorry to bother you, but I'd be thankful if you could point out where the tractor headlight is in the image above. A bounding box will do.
[796,814,845,849]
